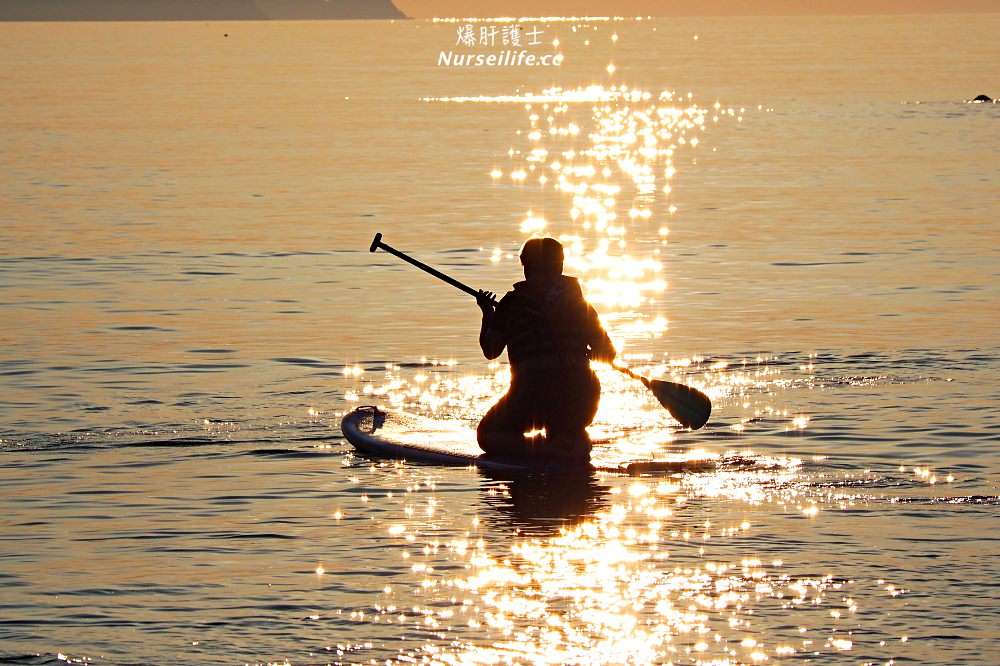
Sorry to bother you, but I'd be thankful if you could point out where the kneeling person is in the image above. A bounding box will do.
[476,237,617,458]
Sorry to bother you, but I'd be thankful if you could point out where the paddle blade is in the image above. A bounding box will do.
[642,378,712,430]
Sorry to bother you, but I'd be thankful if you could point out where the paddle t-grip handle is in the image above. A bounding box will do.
[368,233,497,305]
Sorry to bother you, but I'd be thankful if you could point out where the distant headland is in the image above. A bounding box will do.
[0,0,408,21]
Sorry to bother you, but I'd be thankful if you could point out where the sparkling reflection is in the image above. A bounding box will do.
[338,460,895,665]
[429,83,711,344]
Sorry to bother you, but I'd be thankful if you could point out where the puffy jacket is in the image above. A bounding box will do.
[492,275,616,371]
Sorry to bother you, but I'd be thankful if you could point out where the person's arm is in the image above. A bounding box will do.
[585,302,617,363]
[477,290,506,360]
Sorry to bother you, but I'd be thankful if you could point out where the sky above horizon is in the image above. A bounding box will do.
[395,0,999,17]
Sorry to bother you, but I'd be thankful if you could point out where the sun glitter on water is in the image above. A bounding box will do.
[410,82,724,437]
[340,460,895,666]
[426,84,709,328]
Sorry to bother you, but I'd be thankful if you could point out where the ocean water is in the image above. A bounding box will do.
[1,14,998,665]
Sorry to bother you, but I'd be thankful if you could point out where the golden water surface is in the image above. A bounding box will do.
[1,15,998,666]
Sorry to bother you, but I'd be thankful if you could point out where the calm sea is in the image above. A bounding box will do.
[1,14,998,665]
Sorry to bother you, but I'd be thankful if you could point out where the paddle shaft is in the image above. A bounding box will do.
[613,363,643,382]
[369,233,498,306]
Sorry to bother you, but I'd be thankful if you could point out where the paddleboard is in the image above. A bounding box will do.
[340,406,721,474]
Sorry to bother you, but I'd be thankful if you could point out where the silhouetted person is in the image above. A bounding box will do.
[476,237,617,459]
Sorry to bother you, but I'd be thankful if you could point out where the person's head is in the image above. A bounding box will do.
[519,237,564,280]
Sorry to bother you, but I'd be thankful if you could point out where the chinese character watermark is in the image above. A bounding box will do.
[443,23,560,68]
[455,23,535,47]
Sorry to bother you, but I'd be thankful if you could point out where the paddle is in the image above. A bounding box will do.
[368,233,712,430]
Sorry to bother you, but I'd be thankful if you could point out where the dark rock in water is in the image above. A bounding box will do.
[0,0,407,21]
[972,94,994,103]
